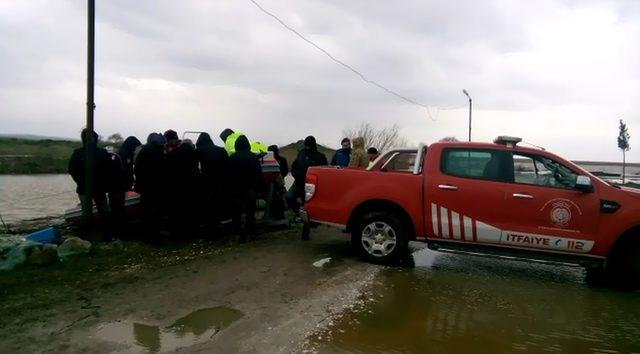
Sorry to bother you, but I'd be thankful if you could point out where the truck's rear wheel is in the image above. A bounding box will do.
[608,236,640,288]
[352,211,408,265]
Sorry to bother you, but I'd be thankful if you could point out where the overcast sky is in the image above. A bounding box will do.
[1,0,639,161]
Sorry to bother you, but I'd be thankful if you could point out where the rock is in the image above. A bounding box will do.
[0,237,28,271]
[26,244,59,266]
[99,239,125,252]
[58,237,92,258]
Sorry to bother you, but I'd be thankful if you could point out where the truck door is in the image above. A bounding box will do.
[425,147,510,245]
[500,152,600,254]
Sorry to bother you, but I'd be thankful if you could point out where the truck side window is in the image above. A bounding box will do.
[382,152,417,173]
[441,149,510,182]
[513,153,577,189]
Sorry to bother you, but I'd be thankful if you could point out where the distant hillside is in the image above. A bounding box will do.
[0,137,80,174]
[279,140,335,169]
[0,134,74,141]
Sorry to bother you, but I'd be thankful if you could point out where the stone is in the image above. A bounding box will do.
[0,237,28,271]
[26,244,59,266]
[58,237,92,258]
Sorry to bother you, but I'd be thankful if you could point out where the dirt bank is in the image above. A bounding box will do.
[0,225,379,353]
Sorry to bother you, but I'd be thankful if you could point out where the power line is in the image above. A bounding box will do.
[248,0,438,120]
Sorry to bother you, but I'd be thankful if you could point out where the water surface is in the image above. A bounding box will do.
[311,248,640,353]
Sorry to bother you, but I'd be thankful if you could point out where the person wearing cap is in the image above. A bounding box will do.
[330,138,351,167]
[287,136,327,224]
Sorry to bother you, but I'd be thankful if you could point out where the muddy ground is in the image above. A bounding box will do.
[0,225,381,353]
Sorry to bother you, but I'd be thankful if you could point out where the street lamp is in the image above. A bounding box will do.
[462,89,472,142]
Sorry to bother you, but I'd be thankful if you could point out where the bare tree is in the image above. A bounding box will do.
[106,133,124,145]
[342,122,409,152]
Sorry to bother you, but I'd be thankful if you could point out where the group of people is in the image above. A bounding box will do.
[329,137,380,169]
[68,128,378,241]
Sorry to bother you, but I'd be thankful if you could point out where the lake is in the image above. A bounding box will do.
[0,162,636,224]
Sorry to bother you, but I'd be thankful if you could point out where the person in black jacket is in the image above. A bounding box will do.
[68,128,112,233]
[228,135,263,237]
[330,138,351,167]
[108,136,141,230]
[163,130,200,238]
[196,132,230,234]
[286,136,328,217]
[134,133,166,238]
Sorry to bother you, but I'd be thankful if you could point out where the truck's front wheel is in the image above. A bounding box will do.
[352,211,408,265]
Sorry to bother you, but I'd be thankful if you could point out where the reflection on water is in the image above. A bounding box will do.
[96,306,244,353]
[0,174,76,224]
[312,248,640,353]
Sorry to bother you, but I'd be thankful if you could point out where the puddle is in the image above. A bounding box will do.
[309,249,640,353]
[95,306,243,353]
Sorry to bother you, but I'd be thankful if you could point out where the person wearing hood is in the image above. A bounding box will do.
[68,128,112,233]
[330,138,351,167]
[228,135,263,237]
[135,133,166,239]
[348,137,369,168]
[108,136,141,230]
[163,129,200,237]
[196,132,230,234]
[286,136,327,224]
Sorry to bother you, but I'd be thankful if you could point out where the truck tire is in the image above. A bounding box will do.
[608,236,640,289]
[352,211,408,265]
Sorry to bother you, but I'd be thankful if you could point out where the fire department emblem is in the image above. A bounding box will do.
[549,201,572,227]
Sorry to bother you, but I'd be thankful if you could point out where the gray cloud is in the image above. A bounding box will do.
[1,0,639,161]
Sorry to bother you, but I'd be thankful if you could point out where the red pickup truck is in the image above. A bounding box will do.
[302,137,640,285]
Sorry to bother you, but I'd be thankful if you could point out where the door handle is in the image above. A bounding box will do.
[513,193,534,199]
[438,184,458,191]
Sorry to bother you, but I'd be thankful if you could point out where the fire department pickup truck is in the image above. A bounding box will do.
[302,137,640,285]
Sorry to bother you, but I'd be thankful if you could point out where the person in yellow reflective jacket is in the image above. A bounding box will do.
[220,128,268,155]
[250,141,268,154]
[220,128,244,155]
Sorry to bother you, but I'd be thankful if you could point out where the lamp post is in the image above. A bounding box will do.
[462,89,472,142]
[84,0,96,224]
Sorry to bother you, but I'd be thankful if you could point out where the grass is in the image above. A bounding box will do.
[0,137,336,174]
[0,138,80,174]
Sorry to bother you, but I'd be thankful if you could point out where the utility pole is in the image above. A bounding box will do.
[463,89,472,142]
[84,0,96,222]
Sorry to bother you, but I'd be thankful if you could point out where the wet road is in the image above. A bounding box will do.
[310,246,640,353]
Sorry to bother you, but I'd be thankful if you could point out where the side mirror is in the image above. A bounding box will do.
[575,175,593,193]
